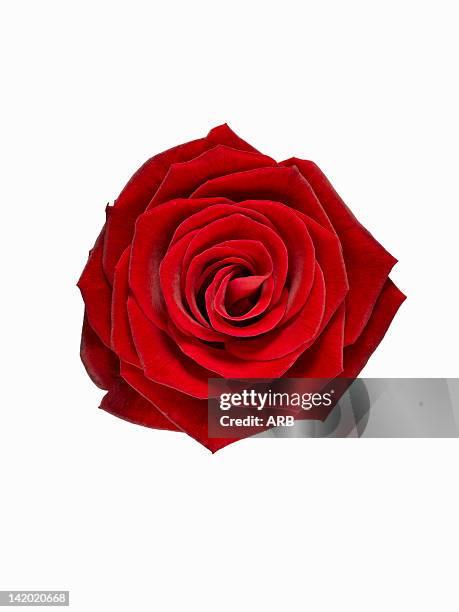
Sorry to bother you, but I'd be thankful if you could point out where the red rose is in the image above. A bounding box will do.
[78,124,405,451]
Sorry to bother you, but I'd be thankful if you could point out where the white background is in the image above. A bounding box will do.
[1,1,458,610]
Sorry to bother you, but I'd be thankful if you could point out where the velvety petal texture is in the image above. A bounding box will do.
[78,124,405,451]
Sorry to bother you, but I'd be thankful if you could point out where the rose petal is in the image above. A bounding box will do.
[129,197,231,332]
[103,138,212,283]
[300,215,349,327]
[77,229,112,347]
[111,247,141,366]
[169,201,276,246]
[217,274,274,319]
[235,200,316,321]
[341,279,406,377]
[100,376,180,432]
[181,213,288,304]
[185,241,272,324]
[282,158,397,345]
[102,123,257,283]
[286,303,345,378]
[206,123,260,153]
[168,320,304,379]
[206,275,286,337]
[225,263,326,360]
[80,315,119,390]
[148,145,275,208]
[191,166,334,231]
[127,295,213,399]
[120,361,235,452]
[158,229,227,342]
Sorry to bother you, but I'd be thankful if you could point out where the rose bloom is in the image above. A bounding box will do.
[78,124,405,451]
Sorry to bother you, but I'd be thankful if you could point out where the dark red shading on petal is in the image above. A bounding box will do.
[129,197,231,332]
[287,303,345,378]
[80,315,119,390]
[282,158,397,345]
[168,321,304,379]
[77,229,112,347]
[148,145,275,208]
[281,158,361,233]
[340,279,406,378]
[225,263,326,361]
[191,166,334,231]
[120,362,235,452]
[236,200,316,321]
[206,275,286,337]
[159,230,227,342]
[127,296,213,399]
[159,203,285,339]
[185,241,270,324]
[158,205,287,339]
[211,269,275,324]
[111,247,141,366]
[100,377,180,432]
[181,213,288,304]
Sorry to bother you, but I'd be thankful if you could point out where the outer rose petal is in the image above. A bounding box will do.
[286,303,345,378]
[148,145,275,208]
[168,321,305,379]
[127,296,213,399]
[191,166,334,231]
[341,279,406,377]
[77,229,112,347]
[120,362,235,452]
[100,377,180,432]
[206,123,260,153]
[80,315,119,390]
[103,138,212,283]
[111,247,141,367]
[282,158,397,345]
[102,124,259,283]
